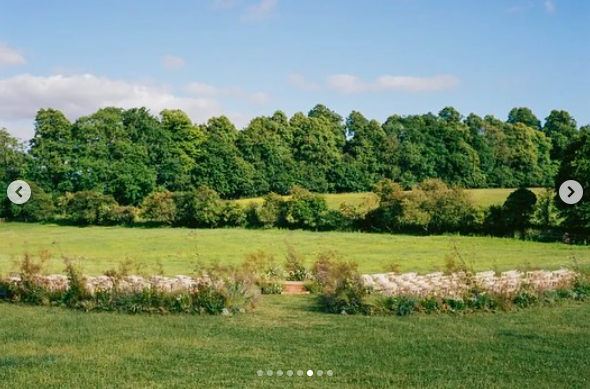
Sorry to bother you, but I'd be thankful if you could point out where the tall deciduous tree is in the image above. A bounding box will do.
[28,108,74,192]
[543,110,578,160]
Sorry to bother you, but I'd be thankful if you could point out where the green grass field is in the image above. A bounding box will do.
[1,187,585,389]
[1,222,588,275]
[235,188,545,210]
[1,296,589,389]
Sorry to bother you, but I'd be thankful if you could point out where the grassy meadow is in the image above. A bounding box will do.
[1,222,589,275]
[1,296,590,389]
[1,186,588,389]
[234,187,545,210]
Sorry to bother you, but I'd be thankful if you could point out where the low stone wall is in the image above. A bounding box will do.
[362,269,577,299]
[5,269,578,298]
[5,274,211,294]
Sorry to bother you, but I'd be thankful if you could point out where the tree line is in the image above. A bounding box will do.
[1,105,584,205]
[1,104,589,232]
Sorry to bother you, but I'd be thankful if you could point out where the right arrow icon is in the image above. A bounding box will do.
[568,186,575,198]
[559,180,583,205]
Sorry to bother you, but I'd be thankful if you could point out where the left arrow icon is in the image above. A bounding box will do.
[7,180,31,205]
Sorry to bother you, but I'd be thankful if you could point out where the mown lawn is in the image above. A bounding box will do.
[0,222,589,275]
[0,296,589,389]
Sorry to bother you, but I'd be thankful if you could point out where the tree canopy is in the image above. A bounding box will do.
[1,105,582,208]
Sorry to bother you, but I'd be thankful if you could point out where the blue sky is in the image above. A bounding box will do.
[0,0,588,139]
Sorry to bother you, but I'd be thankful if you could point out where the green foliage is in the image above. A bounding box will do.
[543,110,578,160]
[1,254,259,315]
[219,201,247,227]
[320,270,590,316]
[2,105,582,220]
[312,254,368,314]
[532,189,561,228]
[172,186,224,227]
[8,181,54,222]
[140,191,177,224]
[284,244,309,281]
[503,188,537,233]
[284,186,331,230]
[367,179,478,233]
[241,250,284,294]
[64,191,118,225]
[255,193,285,228]
[0,128,27,189]
[508,107,541,129]
[555,126,590,229]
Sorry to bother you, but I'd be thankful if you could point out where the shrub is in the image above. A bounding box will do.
[173,186,224,227]
[373,179,404,202]
[366,179,478,233]
[503,188,537,234]
[284,186,331,230]
[8,181,55,222]
[256,193,286,228]
[284,244,308,281]
[312,254,368,314]
[141,191,176,224]
[483,205,509,236]
[102,205,138,225]
[219,201,246,227]
[241,250,285,294]
[532,189,561,228]
[64,191,119,225]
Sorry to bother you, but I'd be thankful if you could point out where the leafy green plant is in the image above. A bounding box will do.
[284,243,308,281]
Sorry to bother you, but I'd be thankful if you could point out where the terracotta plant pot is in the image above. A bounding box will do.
[282,281,310,295]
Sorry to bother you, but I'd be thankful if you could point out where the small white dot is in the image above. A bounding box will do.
[317,370,323,376]
[307,370,313,376]
[327,370,333,376]
[297,370,303,376]
[257,370,263,376]
[277,370,283,376]
[267,370,273,376]
[287,370,293,376]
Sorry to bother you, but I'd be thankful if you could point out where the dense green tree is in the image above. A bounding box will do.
[238,111,297,194]
[0,128,26,180]
[502,188,537,235]
[507,107,541,129]
[9,181,54,222]
[343,111,386,189]
[193,117,256,198]
[289,112,342,192]
[543,110,578,160]
[70,108,157,205]
[159,109,203,191]
[3,104,583,220]
[27,109,74,192]
[555,126,590,229]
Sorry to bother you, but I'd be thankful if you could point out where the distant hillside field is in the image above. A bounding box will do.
[235,188,546,210]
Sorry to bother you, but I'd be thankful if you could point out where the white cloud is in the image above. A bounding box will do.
[163,55,186,70]
[242,0,278,21]
[186,82,269,104]
[0,42,26,70]
[544,0,555,13]
[327,73,460,93]
[287,73,321,91]
[0,73,227,139]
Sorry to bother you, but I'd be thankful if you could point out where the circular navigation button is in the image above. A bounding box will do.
[7,180,31,205]
[559,180,583,205]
